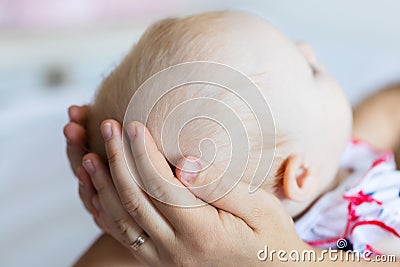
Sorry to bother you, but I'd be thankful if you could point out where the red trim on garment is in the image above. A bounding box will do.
[350,220,400,238]
[305,190,386,248]
[343,190,383,206]
[342,191,383,238]
[305,139,396,249]
[371,157,387,168]
[365,244,382,256]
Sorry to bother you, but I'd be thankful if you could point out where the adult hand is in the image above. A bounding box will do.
[80,119,304,266]
[63,105,99,219]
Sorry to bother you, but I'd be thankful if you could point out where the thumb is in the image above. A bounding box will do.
[175,156,228,202]
[175,156,202,185]
[175,157,291,230]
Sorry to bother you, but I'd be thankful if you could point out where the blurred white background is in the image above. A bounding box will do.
[0,1,399,266]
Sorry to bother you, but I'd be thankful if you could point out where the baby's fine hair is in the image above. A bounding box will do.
[88,11,282,193]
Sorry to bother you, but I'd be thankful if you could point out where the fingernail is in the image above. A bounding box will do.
[92,197,101,211]
[127,123,136,140]
[101,122,112,141]
[179,158,200,184]
[83,159,95,176]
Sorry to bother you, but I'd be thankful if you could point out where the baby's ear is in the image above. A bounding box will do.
[282,154,317,202]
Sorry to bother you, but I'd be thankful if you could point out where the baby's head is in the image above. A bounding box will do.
[87,11,352,217]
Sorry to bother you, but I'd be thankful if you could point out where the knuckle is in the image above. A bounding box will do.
[133,173,172,203]
[121,195,143,218]
[93,180,106,195]
[115,217,130,238]
[107,146,122,166]
[147,181,170,202]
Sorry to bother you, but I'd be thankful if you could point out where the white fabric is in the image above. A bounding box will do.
[295,140,400,253]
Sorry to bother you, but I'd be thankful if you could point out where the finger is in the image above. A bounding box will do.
[83,153,138,226]
[125,121,209,231]
[176,157,292,231]
[82,153,159,264]
[64,122,87,148]
[64,122,88,174]
[101,120,175,243]
[76,165,97,214]
[91,196,159,266]
[68,105,90,124]
[90,195,108,232]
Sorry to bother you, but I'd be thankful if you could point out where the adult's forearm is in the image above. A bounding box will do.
[353,83,400,152]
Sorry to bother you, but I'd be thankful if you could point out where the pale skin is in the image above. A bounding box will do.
[65,83,400,266]
[63,11,399,266]
[353,83,400,167]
